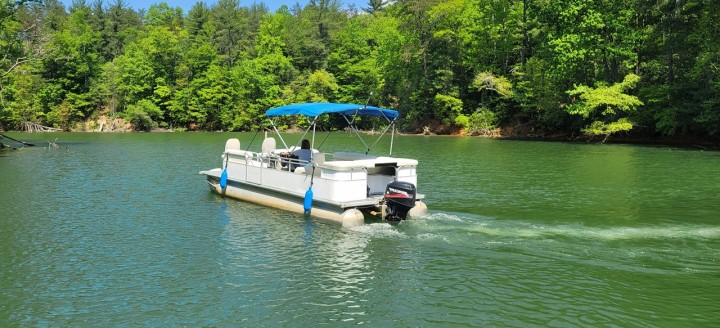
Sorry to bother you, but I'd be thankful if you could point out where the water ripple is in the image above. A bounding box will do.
[3,134,719,327]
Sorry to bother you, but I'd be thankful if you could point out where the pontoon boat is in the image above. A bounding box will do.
[200,103,427,227]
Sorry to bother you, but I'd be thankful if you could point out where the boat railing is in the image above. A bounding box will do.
[228,148,417,178]
[258,152,311,172]
[226,148,317,173]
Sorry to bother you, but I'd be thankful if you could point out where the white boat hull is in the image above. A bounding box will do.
[201,166,427,228]
[202,168,365,227]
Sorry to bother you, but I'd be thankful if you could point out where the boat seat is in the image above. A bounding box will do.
[333,151,377,161]
[262,137,276,154]
[260,137,278,169]
[225,138,241,151]
[312,153,325,166]
[295,162,321,176]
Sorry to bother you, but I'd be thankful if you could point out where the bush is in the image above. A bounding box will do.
[46,100,83,131]
[127,109,154,131]
[125,99,162,131]
[467,109,497,136]
[433,94,463,126]
[454,114,470,129]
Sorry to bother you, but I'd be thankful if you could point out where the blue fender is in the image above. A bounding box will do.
[220,169,228,190]
[303,187,313,216]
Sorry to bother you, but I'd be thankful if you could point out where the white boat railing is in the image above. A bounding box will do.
[224,149,314,172]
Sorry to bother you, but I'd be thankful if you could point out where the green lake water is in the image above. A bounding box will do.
[1,132,719,326]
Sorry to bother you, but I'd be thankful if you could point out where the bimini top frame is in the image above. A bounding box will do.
[265,102,400,156]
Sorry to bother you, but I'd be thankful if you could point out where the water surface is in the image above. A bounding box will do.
[1,133,718,326]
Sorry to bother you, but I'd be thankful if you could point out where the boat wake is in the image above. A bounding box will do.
[345,212,720,275]
[343,211,720,246]
[349,222,407,239]
[409,212,720,241]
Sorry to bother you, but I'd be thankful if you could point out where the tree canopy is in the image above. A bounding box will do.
[0,0,717,143]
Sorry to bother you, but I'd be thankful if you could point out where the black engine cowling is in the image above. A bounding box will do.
[383,181,417,221]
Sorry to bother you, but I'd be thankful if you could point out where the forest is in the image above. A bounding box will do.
[1,0,718,144]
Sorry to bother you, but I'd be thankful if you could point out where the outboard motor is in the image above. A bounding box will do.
[383,181,417,221]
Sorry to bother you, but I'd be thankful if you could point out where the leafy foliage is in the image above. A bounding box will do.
[126,98,162,131]
[46,100,82,131]
[467,109,498,136]
[567,74,643,118]
[567,74,643,140]
[0,0,717,143]
[433,94,463,126]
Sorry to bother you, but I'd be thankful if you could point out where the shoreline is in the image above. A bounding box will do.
[3,128,718,151]
[498,135,719,151]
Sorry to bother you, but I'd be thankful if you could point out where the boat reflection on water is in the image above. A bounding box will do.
[216,200,384,323]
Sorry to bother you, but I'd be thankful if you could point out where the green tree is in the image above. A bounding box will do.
[364,0,390,14]
[2,64,44,128]
[637,0,718,138]
[186,1,213,42]
[567,73,643,142]
[466,109,497,136]
[327,14,385,104]
[211,0,248,67]
[687,0,720,137]
[101,0,142,60]
[112,43,153,109]
[385,0,442,126]
[472,72,513,103]
[38,5,101,127]
[1,0,45,125]
[145,2,183,29]
[93,60,121,120]
[283,0,345,71]
[0,0,718,144]
[46,100,82,131]
[433,93,463,126]
[254,11,295,84]
[112,22,187,122]
[297,69,338,102]
[125,98,162,131]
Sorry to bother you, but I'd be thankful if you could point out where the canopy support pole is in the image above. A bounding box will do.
[295,116,318,150]
[312,120,316,149]
[390,122,395,156]
[343,115,371,154]
[270,118,289,149]
[366,118,395,154]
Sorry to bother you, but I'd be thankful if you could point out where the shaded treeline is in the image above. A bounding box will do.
[0,0,718,142]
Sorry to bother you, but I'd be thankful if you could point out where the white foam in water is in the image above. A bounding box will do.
[350,223,407,239]
[416,211,720,241]
[422,212,468,223]
[470,225,545,238]
[574,226,720,240]
[416,233,447,242]
[463,221,720,241]
[359,209,720,244]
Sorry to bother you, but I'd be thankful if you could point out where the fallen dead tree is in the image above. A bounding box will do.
[20,121,58,132]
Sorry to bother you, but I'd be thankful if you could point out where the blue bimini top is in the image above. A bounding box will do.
[265,102,399,119]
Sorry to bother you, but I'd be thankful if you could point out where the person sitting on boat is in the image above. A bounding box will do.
[293,139,313,162]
